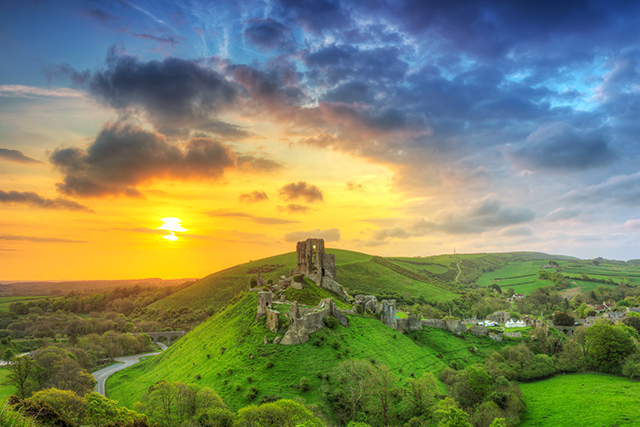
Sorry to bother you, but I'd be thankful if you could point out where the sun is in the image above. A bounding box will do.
[158,217,187,241]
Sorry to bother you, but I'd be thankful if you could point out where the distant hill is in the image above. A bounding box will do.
[108,292,506,411]
[149,249,580,313]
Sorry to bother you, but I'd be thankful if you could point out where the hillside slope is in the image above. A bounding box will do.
[150,249,460,313]
[109,292,506,411]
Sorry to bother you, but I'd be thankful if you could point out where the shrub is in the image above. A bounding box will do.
[266,362,274,369]
[250,278,258,287]
[323,316,340,329]
[299,376,312,391]
[195,374,202,380]
[245,386,259,400]
[260,394,281,404]
[246,376,253,383]
[355,305,363,314]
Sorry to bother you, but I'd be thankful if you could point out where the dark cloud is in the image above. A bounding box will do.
[278,181,324,202]
[277,204,310,214]
[236,155,284,172]
[0,148,43,164]
[0,234,86,243]
[239,191,269,203]
[207,210,298,224]
[562,171,640,206]
[231,60,306,108]
[244,18,296,52]
[50,122,236,198]
[0,190,94,212]
[284,228,340,242]
[54,52,238,137]
[508,122,616,171]
[370,197,535,240]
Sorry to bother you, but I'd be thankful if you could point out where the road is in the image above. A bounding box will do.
[92,342,167,396]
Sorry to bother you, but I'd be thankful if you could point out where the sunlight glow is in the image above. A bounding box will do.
[158,217,187,241]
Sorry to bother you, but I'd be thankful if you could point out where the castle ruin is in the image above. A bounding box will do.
[293,238,349,300]
[255,291,273,320]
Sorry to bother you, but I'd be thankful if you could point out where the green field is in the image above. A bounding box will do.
[520,374,640,426]
[108,292,507,411]
[0,295,60,311]
[0,366,16,400]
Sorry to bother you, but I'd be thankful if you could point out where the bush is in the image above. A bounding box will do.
[260,394,282,404]
[323,316,340,329]
[299,376,312,391]
[553,311,575,326]
[355,305,363,314]
[245,386,259,400]
[250,278,258,287]
[197,408,235,427]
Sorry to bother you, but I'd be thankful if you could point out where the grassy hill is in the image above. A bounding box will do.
[520,373,640,426]
[150,249,461,314]
[108,292,507,411]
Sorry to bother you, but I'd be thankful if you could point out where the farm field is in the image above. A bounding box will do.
[476,261,553,293]
[520,373,640,426]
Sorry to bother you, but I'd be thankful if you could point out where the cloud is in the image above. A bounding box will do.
[370,197,535,240]
[562,171,640,206]
[274,0,351,34]
[277,204,310,214]
[0,190,94,212]
[507,122,616,171]
[53,51,239,137]
[0,85,84,99]
[499,226,534,237]
[207,210,298,224]
[284,228,340,242]
[624,219,640,231]
[546,208,581,222]
[278,181,324,202]
[239,191,269,203]
[50,122,236,198]
[244,18,296,52]
[346,181,364,192]
[0,234,86,243]
[0,149,43,164]
[236,155,284,172]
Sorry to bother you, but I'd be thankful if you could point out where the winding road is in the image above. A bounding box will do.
[92,342,167,396]
[455,260,462,282]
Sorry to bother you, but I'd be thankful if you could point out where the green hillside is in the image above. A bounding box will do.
[150,249,460,313]
[108,292,506,411]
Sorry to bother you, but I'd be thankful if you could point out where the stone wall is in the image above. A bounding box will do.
[381,300,397,329]
[280,298,348,345]
[468,324,488,336]
[266,309,279,332]
[487,311,511,324]
[256,291,273,320]
[421,319,464,335]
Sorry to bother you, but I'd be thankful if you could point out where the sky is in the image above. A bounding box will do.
[2,0,640,280]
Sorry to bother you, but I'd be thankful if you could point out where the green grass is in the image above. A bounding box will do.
[108,293,509,412]
[0,296,60,312]
[520,373,640,426]
[0,366,16,401]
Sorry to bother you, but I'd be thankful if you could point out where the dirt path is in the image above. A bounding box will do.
[455,261,462,282]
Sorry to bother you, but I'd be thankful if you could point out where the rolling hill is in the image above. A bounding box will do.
[108,291,507,411]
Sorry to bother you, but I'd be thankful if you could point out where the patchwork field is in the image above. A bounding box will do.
[0,295,60,311]
[520,374,640,426]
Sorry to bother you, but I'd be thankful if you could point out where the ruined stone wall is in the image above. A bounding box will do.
[381,299,397,329]
[421,318,464,335]
[487,311,511,324]
[256,291,273,320]
[280,298,349,345]
[266,309,279,332]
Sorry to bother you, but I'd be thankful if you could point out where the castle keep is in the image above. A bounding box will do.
[293,238,337,281]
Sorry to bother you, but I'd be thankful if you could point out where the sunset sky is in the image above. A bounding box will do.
[2,0,640,280]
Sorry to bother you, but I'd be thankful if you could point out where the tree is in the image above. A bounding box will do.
[85,392,149,427]
[235,399,323,427]
[586,324,635,374]
[452,366,493,409]
[405,372,438,420]
[31,388,86,425]
[330,359,373,423]
[553,311,575,326]
[7,356,37,398]
[435,398,472,427]
[34,347,95,395]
